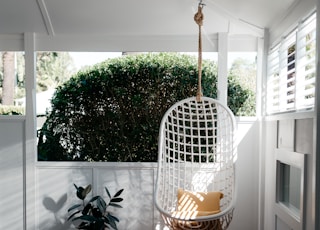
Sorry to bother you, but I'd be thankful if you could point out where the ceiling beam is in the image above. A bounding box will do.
[37,0,55,36]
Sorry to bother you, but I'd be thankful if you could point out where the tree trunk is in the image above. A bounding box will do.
[2,52,15,105]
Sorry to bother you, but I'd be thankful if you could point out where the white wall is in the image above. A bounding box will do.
[268,0,316,47]
[229,118,260,230]
[0,117,25,230]
[36,162,159,230]
[263,114,315,230]
[0,117,259,230]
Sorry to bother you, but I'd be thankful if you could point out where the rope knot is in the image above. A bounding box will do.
[194,6,204,26]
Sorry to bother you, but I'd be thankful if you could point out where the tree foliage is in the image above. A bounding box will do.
[228,57,256,116]
[0,52,25,108]
[0,51,75,114]
[36,52,76,92]
[38,53,254,161]
[229,57,256,92]
[1,52,15,105]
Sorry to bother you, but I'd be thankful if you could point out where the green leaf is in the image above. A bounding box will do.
[68,203,82,212]
[77,221,91,229]
[108,220,118,230]
[67,210,81,221]
[110,198,123,203]
[88,195,100,203]
[95,219,105,230]
[78,223,92,229]
[109,203,123,208]
[96,197,107,213]
[83,184,92,197]
[76,187,85,200]
[108,213,120,223]
[105,213,119,230]
[113,189,124,197]
[105,187,111,199]
[82,203,92,215]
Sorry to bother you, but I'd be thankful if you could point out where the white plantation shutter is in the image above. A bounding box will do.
[267,45,280,113]
[296,13,316,109]
[267,12,316,114]
[280,32,296,111]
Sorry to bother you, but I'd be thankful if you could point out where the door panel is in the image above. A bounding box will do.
[264,118,313,230]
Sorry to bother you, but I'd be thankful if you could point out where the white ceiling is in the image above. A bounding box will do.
[0,0,299,38]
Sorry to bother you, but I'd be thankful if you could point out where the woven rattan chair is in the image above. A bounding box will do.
[155,96,237,230]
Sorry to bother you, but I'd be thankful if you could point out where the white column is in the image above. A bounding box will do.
[218,33,228,105]
[256,36,266,117]
[314,0,320,229]
[257,28,269,230]
[24,32,37,230]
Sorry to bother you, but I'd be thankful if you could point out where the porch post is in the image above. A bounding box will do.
[257,28,269,230]
[314,0,320,228]
[24,32,37,230]
[218,32,228,105]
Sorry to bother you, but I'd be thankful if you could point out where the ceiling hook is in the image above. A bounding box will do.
[198,0,205,8]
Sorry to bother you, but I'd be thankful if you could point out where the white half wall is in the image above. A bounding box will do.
[0,117,25,230]
[0,117,259,230]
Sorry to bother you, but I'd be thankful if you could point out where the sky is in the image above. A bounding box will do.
[69,52,122,70]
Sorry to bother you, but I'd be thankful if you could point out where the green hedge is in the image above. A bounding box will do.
[0,105,24,115]
[38,53,253,161]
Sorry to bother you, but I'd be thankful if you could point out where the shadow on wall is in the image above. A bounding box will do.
[37,166,157,229]
[36,167,93,230]
[229,118,259,230]
[41,193,72,230]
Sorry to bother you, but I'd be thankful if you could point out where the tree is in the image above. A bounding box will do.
[38,53,254,161]
[229,57,256,92]
[0,51,75,114]
[228,57,256,116]
[36,52,76,92]
[2,52,15,105]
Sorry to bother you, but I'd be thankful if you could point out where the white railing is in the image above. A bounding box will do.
[36,162,162,230]
[0,117,259,230]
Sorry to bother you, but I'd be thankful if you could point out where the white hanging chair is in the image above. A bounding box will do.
[155,3,237,229]
[154,96,237,230]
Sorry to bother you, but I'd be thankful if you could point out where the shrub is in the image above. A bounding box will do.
[228,75,256,116]
[0,105,24,115]
[38,53,253,161]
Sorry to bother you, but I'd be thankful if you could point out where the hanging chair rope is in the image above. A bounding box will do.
[194,2,204,102]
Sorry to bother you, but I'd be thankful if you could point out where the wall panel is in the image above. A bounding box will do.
[0,118,25,230]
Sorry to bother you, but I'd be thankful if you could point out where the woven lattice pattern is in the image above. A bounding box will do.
[155,97,236,230]
[162,210,234,230]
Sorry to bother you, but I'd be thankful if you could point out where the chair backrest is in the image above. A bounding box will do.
[155,97,237,214]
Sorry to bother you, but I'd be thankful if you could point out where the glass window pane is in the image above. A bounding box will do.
[279,162,301,212]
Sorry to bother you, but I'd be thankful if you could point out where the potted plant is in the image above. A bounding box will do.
[68,184,124,230]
